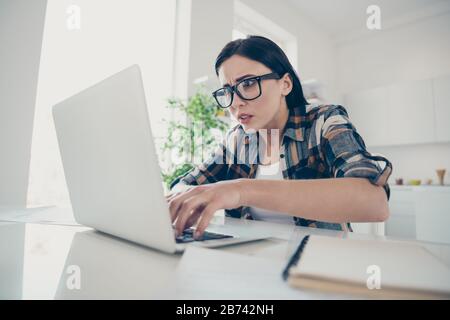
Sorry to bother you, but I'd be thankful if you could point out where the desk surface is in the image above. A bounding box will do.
[1,212,450,300]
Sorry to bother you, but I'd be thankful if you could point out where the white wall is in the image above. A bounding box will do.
[336,11,450,95]
[335,11,450,185]
[186,0,234,96]
[0,0,48,206]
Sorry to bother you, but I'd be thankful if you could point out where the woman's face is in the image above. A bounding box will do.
[218,54,292,132]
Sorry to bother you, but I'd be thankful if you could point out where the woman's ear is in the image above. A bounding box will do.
[280,73,293,96]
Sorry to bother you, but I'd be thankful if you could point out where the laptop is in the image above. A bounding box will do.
[52,64,267,253]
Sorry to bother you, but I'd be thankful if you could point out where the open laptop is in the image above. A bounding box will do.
[52,64,267,253]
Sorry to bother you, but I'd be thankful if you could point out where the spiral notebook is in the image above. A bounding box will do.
[282,235,450,299]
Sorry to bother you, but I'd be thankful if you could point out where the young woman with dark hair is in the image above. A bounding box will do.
[168,35,392,239]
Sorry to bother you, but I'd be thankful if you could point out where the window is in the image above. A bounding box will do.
[27,0,177,207]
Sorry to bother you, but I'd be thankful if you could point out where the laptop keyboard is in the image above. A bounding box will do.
[175,228,234,243]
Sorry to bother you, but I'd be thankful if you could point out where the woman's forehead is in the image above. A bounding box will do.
[218,55,271,85]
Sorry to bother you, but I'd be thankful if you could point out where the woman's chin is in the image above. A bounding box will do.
[242,125,260,134]
[238,118,262,133]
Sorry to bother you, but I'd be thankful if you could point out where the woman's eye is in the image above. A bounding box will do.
[242,79,256,87]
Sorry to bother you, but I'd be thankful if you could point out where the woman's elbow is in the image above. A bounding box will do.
[370,186,390,222]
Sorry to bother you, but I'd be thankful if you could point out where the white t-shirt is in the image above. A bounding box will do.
[249,162,295,225]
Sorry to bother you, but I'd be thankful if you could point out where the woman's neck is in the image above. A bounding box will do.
[264,101,289,146]
[259,101,289,165]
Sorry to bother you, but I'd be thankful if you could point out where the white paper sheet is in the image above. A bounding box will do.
[169,246,346,300]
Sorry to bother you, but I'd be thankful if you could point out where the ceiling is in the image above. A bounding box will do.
[287,0,448,38]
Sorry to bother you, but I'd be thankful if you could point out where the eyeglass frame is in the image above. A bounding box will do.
[212,72,281,109]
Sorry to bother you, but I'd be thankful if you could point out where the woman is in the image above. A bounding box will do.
[168,35,392,239]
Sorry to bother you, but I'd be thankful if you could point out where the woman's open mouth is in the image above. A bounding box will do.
[238,114,254,124]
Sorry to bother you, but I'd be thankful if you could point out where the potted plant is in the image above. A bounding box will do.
[161,87,229,189]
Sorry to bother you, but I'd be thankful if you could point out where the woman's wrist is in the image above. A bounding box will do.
[235,178,250,207]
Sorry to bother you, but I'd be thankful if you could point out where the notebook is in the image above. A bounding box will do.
[282,235,450,299]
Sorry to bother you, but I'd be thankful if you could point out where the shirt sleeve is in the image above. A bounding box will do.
[320,105,393,200]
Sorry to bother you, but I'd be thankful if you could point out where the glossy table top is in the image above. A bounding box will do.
[1,213,450,300]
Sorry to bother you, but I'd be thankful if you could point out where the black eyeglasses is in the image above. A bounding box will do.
[212,72,280,108]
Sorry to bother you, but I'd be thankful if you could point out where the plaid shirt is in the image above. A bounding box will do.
[170,104,393,231]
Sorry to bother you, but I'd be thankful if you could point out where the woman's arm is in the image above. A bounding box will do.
[169,177,389,238]
[238,177,389,223]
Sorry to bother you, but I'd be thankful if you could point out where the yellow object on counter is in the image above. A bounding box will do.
[408,179,422,186]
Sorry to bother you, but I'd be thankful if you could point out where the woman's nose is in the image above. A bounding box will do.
[231,92,245,109]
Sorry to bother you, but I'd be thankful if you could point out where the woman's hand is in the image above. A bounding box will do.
[167,179,244,239]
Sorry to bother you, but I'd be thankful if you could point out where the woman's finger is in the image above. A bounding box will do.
[168,186,203,222]
[184,205,204,230]
[174,194,208,236]
[194,202,219,239]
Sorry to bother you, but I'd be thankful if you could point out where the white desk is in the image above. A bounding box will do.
[1,212,450,300]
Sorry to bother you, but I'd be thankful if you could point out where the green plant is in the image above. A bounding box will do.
[161,87,228,189]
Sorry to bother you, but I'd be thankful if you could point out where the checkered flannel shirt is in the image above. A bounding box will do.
[170,104,393,231]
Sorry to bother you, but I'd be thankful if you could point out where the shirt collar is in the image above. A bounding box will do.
[282,104,306,142]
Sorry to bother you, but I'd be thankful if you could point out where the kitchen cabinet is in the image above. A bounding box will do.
[386,187,417,239]
[385,186,450,245]
[344,75,450,147]
[387,79,435,145]
[415,187,450,245]
[433,74,450,142]
[344,87,389,147]
[352,186,450,245]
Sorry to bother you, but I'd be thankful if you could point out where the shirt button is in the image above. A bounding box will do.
[280,154,285,159]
